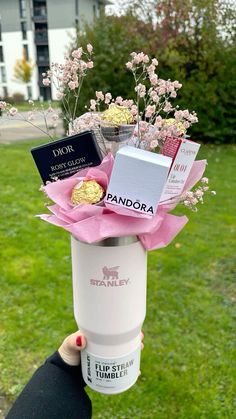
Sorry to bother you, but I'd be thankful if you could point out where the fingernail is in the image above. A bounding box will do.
[76,335,82,347]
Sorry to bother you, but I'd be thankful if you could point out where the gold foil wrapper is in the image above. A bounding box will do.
[163,118,186,135]
[101,104,133,126]
[71,180,105,205]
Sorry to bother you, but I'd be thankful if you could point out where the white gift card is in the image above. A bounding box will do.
[160,137,200,202]
[105,146,172,216]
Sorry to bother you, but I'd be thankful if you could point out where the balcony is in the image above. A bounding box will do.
[33,7,47,22]
[35,30,48,44]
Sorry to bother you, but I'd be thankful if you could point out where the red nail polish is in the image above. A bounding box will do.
[76,335,82,347]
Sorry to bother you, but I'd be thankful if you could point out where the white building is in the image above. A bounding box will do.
[0,0,110,100]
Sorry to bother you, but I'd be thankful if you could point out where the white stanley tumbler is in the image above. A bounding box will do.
[71,235,147,394]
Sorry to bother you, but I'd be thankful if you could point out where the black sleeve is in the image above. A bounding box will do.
[6,351,92,419]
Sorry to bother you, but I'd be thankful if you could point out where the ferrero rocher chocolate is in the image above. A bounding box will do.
[163,118,186,135]
[101,104,133,126]
[71,180,105,205]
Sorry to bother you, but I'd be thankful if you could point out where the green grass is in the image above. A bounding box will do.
[0,141,235,418]
[10,100,61,112]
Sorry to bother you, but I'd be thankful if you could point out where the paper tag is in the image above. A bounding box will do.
[81,346,141,394]
[161,138,200,202]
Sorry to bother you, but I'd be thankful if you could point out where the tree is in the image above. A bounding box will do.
[13,48,34,84]
[68,0,236,143]
[72,13,152,115]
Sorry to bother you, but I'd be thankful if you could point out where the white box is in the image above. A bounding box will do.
[160,137,200,202]
[105,146,172,216]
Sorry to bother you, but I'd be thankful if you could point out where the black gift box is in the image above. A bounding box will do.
[31,131,103,184]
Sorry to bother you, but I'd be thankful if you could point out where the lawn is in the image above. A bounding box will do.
[8,100,61,112]
[0,141,235,419]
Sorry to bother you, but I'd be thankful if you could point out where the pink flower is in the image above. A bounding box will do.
[152,58,158,66]
[170,91,177,98]
[89,99,97,111]
[139,120,149,133]
[72,47,83,59]
[201,177,209,184]
[149,74,158,85]
[115,96,123,105]
[126,61,133,70]
[135,83,146,97]
[130,105,138,116]
[143,54,149,63]
[147,64,155,74]
[68,81,77,90]
[163,102,173,113]
[150,139,158,149]
[0,101,7,110]
[183,109,190,119]
[87,44,93,53]
[47,106,54,113]
[79,61,88,72]
[154,116,163,127]
[174,110,184,121]
[56,92,64,100]
[145,105,156,118]
[9,107,18,116]
[190,197,198,206]
[122,99,133,108]
[183,121,190,129]
[96,91,104,101]
[158,87,166,95]
[149,89,159,103]
[86,61,94,69]
[173,80,182,89]
[195,189,204,198]
[42,78,51,86]
[105,93,112,104]
[27,111,34,121]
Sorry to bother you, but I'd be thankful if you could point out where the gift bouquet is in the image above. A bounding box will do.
[2,45,215,394]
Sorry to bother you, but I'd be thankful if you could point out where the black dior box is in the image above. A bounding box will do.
[31,131,103,184]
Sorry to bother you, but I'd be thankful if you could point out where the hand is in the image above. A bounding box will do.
[58,331,86,366]
[58,330,145,367]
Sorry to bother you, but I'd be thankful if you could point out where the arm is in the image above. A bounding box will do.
[6,332,92,419]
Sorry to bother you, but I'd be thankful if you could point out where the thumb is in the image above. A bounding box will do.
[58,331,86,366]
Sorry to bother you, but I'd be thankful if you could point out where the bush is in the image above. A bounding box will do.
[12,92,25,103]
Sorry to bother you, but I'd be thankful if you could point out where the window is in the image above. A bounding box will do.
[27,85,32,99]
[0,46,4,62]
[39,86,51,101]
[19,0,27,19]
[23,45,29,60]
[3,86,8,98]
[37,45,49,63]
[33,0,47,19]
[21,21,27,40]
[93,5,97,19]
[0,67,6,83]
[75,0,79,16]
